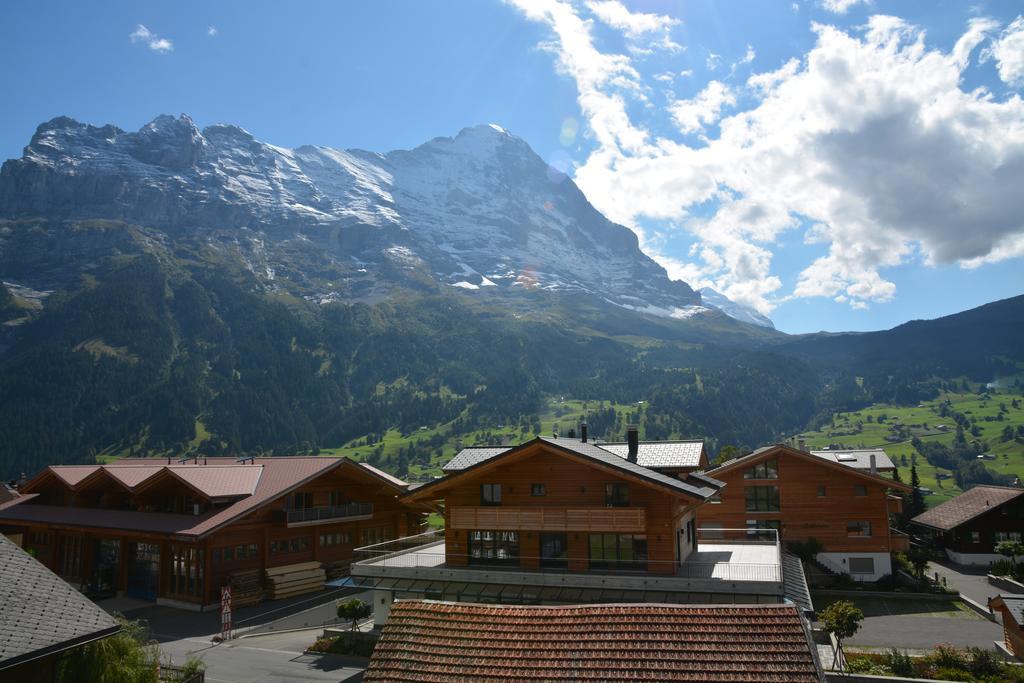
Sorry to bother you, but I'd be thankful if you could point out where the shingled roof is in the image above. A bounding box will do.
[443,440,706,472]
[364,600,822,682]
[0,535,119,671]
[910,484,1024,531]
[809,449,895,471]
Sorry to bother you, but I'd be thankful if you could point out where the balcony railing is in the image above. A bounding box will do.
[449,506,646,533]
[890,528,911,551]
[286,502,373,524]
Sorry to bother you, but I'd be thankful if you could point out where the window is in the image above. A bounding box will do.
[292,491,313,510]
[329,491,345,507]
[320,532,352,547]
[745,486,780,512]
[480,484,502,506]
[588,534,648,571]
[849,557,875,574]
[847,521,872,537]
[605,483,630,507]
[270,537,310,555]
[970,531,981,544]
[854,485,867,497]
[817,485,827,497]
[995,531,1023,543]
[223,546,234,561]
[531,484,546,497]
[235,545,245,559]
[746,519,781,540]
[708,494,722,504]
[361,527,392,546]
[468,530,519,566]
[743,458,779,480]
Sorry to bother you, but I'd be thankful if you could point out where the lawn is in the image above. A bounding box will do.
[811,593,980,620]
[796,387,1024,506]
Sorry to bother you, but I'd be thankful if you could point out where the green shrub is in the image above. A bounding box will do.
[308,632,378,658]
[931,643,968,670]
[966,647,1002,678]
[885,648,914,677]
[991,559,1013,577]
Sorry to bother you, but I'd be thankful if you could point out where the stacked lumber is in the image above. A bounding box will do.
[229,568,264,608]
[323,560,350,581]
[265,561,325,600]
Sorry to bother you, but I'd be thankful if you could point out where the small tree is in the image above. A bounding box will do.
[907,545,931,581]
[820,600,864,672]
[995,539,1024,569]
[336,598,372,631]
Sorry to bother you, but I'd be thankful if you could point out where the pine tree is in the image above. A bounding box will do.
[907,464,927,520]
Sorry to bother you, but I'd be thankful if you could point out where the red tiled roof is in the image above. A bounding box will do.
[364,601,822,682]
[911,485,1024,531]
[1,456,410,539]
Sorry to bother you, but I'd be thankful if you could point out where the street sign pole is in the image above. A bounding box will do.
[220,585,233,641]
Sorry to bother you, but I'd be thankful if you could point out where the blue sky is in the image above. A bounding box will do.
[1,0,1023,334]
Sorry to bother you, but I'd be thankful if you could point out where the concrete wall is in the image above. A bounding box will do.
[946,549,1002,566]
[817,552,892,582]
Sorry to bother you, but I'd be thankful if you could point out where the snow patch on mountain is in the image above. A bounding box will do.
[699,287,775,329]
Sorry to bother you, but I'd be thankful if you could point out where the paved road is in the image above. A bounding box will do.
[159,630,366,683]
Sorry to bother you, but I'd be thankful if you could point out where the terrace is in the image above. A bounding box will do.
[350,528,786,604]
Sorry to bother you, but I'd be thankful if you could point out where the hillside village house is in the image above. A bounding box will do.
[700,443,911,581]
[350,428,816,626]
[910,485,1024,565]
[0,456,427,609]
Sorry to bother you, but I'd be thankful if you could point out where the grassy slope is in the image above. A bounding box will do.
[796,388,1024,506]
[319,398,644,480]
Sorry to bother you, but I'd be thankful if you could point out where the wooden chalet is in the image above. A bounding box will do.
[0,456,428,609]
[408,430,723,575]
[700,443,911,581]
[910,485,1024,565]
[989,595,1024,662]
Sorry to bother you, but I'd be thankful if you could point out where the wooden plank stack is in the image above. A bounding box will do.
[229,568,264,608]
[323,560,350,581]
[264,561,325,600]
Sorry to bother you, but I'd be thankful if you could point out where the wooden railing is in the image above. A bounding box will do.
[890,528,911,551]
[448,506,646,532]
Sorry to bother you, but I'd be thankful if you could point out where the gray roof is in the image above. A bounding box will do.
[537,437,721,499]
[599,441,705,469]
[809,449,895,471]
[994,596,1024,624]
[433,437,721,500]
[0,534,119,670]
[781,551,814,615]
[442,446,513,472]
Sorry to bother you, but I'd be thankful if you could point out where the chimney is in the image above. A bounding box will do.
[627,425,639,462]
[580,423,588,443]
[798,437,806,452]
[869,453,877,474]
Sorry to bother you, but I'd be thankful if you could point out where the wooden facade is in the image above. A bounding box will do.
[989,597,1024,661]
[699,444,910,577]
[406,440,713,576]
[2,458,426,608]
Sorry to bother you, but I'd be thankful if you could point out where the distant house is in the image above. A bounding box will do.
[0,457,428,609]
[363,600,824,683]
[702,444,910,581]
[0,534,120,681]
[910,485,1024,565]
[989,595,1024,661]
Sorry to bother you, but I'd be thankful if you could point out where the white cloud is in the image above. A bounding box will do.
[706,51,722,70]
[509,4,1024,314]
[730,45,756,74]
[821,0,868,15]
[586,0,681,52]
[982,15,1024,87]
[670,81,735,133]
[129,24,173,53]
[208,26,218,37]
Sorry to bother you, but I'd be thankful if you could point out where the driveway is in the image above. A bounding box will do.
[928,559,1022,608]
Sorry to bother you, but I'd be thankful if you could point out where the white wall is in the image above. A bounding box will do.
[678,510,696,564]
[945,549,1004,566]
[817,552,892,582]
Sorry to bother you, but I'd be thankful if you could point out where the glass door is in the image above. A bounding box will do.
[539,533,568,569]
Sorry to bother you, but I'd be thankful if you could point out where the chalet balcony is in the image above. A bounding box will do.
[449,505,646,533]
[891,528,911,552]
[285,502,374,527]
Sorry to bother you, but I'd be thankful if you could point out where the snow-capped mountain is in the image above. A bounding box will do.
[699,288,775,329]
[0,114,704,316]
